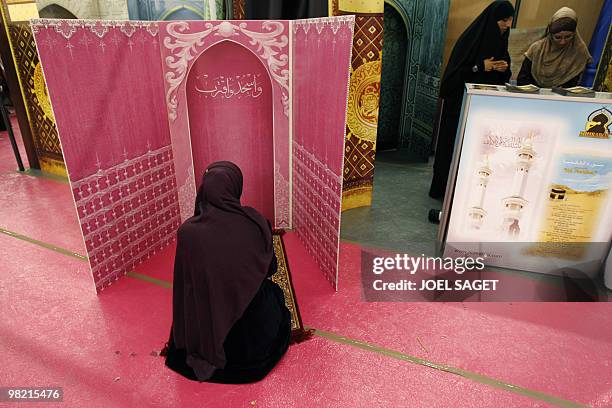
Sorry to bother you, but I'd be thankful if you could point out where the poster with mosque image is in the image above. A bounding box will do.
[527,152,612,261]
[449,117,557,242]
[538,153,612,242]
[444,89,612,277]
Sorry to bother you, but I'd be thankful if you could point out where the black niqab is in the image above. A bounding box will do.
[171,161,273,380]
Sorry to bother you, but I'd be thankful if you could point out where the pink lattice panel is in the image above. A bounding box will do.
[292,144,343,285]
[291,16,354,289]
[72,146,181,290]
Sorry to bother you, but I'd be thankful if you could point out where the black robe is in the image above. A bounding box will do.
[165,252,291,383]
[429,1,514,200]
[164,161,291,383]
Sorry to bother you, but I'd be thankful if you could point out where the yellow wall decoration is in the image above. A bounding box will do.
[330,0,384,210]
[33,62,54,121]
[1,0,66,176]
[7,2,37,21]
[347,59,381,143]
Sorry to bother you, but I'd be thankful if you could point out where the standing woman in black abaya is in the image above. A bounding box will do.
[429,1,515,202]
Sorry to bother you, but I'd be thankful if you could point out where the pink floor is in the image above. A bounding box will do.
[0,117,25,172]
[1,126,612,407]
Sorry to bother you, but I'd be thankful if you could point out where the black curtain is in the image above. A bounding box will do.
[246,0,328,19]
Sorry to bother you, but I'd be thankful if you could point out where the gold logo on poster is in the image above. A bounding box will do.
[579,108,611,139]
[33,62,55,121]
[347,60,381,143]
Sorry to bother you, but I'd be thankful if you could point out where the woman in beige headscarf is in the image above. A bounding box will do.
[517,7,593,88]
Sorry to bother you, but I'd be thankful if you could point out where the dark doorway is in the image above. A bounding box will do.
[377,2,408,151]
[39,4,78,19]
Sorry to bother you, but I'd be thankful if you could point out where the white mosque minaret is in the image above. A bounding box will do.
[468,154,492,229]
[501,133,536,238]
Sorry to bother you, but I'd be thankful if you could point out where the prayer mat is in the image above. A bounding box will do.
[271,232,313,344]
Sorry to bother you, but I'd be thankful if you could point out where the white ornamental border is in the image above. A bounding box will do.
[163,21,289,120]
[31,19,159,39]
[292,15,354,35]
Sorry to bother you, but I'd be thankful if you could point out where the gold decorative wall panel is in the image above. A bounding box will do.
[9,21,64,175]
[331,0,384,210]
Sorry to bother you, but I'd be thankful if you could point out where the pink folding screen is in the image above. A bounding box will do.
[33,21,180,292]
[33,17,354,292]
[159,20,291,227]
[292,17,354,289]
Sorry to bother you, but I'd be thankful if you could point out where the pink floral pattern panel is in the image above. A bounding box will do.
[291,17,355,289]
[160,21,291,228]
[32,20,181,292]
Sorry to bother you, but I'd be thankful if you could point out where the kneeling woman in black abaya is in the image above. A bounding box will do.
[163,161,291,383]
[429,0,515,201]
